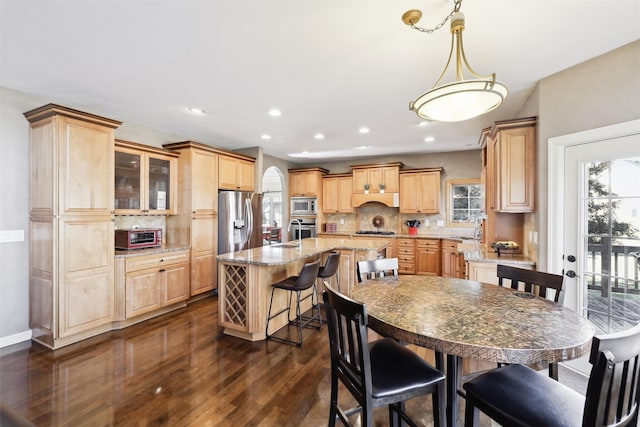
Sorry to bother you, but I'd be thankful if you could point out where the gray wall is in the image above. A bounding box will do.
[520,40,640,269]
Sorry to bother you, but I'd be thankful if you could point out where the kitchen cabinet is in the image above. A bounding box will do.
[218,154,255,191]
[289,167,328,197]
[351,163,401,194]
[399,168,443,214]
[481,117,535,252]
[441,239,460,278]
[416,239,441,276]
[322,174,353,213]
[122,250,190,318]
[494,120,536,212]
[164,141,219,296]
[115,140,179,215]
[397,238,416,274]
[25,103,122,349]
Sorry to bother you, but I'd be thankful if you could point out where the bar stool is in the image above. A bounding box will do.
[317,252,340,292]
[265,259,321,346]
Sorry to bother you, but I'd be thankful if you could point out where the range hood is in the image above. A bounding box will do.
[351,192,399,208]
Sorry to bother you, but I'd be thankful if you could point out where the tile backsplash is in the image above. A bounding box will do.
[115,215,167,237]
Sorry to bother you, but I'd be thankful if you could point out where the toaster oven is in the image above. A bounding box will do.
[115,228,163,250]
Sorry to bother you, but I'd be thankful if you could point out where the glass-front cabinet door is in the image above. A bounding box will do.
[115,150,143,212]
[147,156,171,212]
[115,140,178,215]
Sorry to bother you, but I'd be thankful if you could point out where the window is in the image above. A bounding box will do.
[446,178,484,226]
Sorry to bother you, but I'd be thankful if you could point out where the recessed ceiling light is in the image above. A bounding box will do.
[355,145,371,150]
[268,108,282,117]
[261,134,272,140]
[359,127,370,134]
[301,151,309,155]
[418,121,431,127]
[314,133,325,140]
[424,136,435,143]
[188,107,205,115]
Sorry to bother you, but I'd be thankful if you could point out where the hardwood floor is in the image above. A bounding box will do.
[0,296,586,426]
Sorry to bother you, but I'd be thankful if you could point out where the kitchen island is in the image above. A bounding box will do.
[216,237,387,341]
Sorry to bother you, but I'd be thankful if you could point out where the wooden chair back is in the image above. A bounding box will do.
[268,227,281,244]
[584,322,640,426]
[357,258,399,282]
[497,264,566,304]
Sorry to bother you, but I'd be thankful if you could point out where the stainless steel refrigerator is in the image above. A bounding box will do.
[218,191,263,254]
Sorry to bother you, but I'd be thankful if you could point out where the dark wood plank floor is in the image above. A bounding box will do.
[0,296,586,426]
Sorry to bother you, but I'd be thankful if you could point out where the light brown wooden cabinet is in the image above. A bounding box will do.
[416,239,441,276]
[289,167,328,197]
[25,104,122,349]
[123,250,190,319]
[441,239,459,278]
[466,261,533,285]
[114,140,178,215]
[352,163,401,194]
[399,168,442,214]
[322,174,353,213]
[218,154,255,191]
[494,121,536,212]
[164,141,219,296]
[481,117,536,252]
[397,238,416,274]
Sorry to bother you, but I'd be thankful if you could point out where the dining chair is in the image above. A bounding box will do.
[357,258,399,282]
[497,264,566,304]
[497,264,566,380]
[268,227,281,244]
[462,322,640,427]
[322,283,445,427]
[265,259,322,346]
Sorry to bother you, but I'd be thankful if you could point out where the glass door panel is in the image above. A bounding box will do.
[148,157,170,211]
[115,151,142,210]
[583,157,640,333]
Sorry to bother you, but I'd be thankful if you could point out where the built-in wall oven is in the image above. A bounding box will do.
[290,217,317,240]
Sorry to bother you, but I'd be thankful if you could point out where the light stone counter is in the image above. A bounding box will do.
[115,244,191,258]
[216,237,386,266]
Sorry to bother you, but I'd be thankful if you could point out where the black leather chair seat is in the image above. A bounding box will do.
[272,276,303,290]
[463,363,585,427]
[370,338,445,400]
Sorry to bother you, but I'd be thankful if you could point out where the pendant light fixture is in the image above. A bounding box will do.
[403,0,508,122]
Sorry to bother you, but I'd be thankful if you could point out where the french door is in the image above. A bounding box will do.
[550,120,640,336]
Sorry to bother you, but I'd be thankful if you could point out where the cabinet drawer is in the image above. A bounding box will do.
[399,263,415,274]
[397,247,414,255]
[397,238,415,247]
[416,239,441,249]
[125,250,190,272]
[442,240,458,251]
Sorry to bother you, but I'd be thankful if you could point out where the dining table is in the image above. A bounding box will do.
[350,275,594,427]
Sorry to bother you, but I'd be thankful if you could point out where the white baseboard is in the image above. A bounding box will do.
[0,330,32,348]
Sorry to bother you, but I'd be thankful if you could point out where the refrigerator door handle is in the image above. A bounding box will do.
[245,197,253,248]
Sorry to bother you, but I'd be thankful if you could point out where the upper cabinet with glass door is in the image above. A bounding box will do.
[115,140,179,215]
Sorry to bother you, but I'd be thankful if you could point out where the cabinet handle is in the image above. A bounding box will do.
[159,268,166,273]
[160,259,164,262]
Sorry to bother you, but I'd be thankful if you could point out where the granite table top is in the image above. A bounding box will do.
[216,237,387,266]
[351,275,593,365]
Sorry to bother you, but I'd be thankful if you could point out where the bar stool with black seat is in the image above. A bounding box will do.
[265,259,321,346]
[318,251,340,291]
[323,282,445,427]
[462,322,640,427]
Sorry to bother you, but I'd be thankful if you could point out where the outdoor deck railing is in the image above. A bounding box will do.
[587,240,640,296]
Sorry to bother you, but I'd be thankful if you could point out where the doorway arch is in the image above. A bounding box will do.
[261,167,284,245]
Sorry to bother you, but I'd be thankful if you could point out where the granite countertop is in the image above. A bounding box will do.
[216,237,387,266]
[463,248,535,266]
[115,244,191,258]
[351,275,593,364]
[319,231,478,241]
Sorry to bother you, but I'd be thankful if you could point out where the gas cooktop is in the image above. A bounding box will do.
[355,231,396,235]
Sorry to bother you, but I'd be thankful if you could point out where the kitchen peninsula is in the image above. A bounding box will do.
[216,237,387,341]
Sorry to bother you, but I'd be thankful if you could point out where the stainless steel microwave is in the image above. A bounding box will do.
[290,197,317,215]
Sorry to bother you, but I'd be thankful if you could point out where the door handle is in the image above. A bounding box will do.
[566,270,576,278]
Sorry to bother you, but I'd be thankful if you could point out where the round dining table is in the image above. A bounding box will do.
[350,275,594,427]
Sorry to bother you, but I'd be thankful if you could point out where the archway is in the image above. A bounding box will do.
[261,166,284,245]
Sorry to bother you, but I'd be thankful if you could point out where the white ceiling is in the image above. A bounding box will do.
[1,0,639,164]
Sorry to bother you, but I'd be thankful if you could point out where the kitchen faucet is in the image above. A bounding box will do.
[290,218,302,246]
